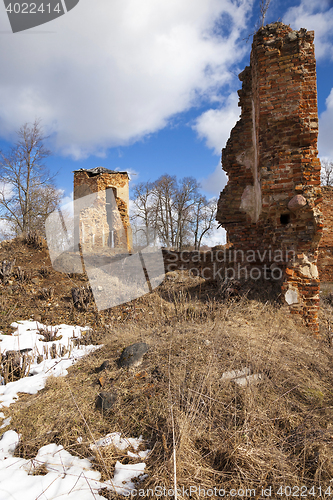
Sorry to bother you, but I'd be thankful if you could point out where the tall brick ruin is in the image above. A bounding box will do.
[73,167,132,253]
[318,187,333,282]
[216,23,323,333]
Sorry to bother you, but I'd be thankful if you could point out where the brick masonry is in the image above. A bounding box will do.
[73,167,132,253]
[69,25,333,334]
[318,187,333,282]
[215,23,323,333]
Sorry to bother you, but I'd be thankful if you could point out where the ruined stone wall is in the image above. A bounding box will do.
[318,187,333,281]
[73,170,132,253]
[216,23,322,333]
[162,249,226,277]
[319,187,333,248]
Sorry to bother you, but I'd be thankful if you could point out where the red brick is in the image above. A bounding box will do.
[216,22,322,334]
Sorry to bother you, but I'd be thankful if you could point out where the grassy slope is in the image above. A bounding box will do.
[1,237,333,497]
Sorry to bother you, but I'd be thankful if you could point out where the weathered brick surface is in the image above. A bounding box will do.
[73,168,132,253]
[216,23,322,333]
[318,187,333,281]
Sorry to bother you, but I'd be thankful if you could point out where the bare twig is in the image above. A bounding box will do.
[259,0,272,27]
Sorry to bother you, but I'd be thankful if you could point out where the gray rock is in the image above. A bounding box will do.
[221,367,251,381]
[288,194,307,212]
[220,368,263,387]
[98,360,110,371]
[287,31,298,42]
[233,373,263,387]
[96,391,117,411]
[118,342,149,368]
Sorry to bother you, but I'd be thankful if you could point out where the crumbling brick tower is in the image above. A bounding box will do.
[216,23,323,333]
[317,186,333,281]
[73,167,132,253]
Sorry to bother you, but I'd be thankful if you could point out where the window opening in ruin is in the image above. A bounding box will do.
[106,187,117,247]
[280,213,290,225]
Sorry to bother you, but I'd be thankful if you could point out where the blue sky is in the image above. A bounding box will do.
[0,0,333,245]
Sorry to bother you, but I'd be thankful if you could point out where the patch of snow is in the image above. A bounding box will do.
[0,430,146,499]
[90,431,151,460]
[0,416,11,429]
[0,321,150,498]
[0,321,102,409]
[128,449,151,459]
[90,432,144,452]
[104,461,147,496]
[0,430,20,459]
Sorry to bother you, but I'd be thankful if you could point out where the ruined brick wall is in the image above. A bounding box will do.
[73,169,132,253]
[216,23,322,333]
[318,187,333,281]
[319,187,333,248]
[163,249,226,277]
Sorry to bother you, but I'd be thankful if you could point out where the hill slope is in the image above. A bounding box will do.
[1,236,333,497]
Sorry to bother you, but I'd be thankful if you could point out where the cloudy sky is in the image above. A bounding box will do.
[0,0,333,244]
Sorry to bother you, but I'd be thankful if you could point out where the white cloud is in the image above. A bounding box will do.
[0,0,253,159]
[284,0,333,60]
[201,225,226,247]
[284,2,333,159]
[319,88,333,158]
[0,219,14,240]
[0,181,14,199]
[60,190,73,207]
[193,92,240,155]
[200,162,228,196]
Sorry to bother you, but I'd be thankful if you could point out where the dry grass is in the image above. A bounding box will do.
[3,282,333,498]
[1,238,333,496]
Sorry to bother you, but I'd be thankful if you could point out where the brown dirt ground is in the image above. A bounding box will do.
[1,237,333,497]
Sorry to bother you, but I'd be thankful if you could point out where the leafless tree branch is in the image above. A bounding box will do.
[0,119,61,238]
[259,0,272,28]
[321,159,333,187]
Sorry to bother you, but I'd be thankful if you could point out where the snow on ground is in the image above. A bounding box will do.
[0,320,101,408]
[0,321,149,499]
[0,429,147,499]
[91,432,151,460]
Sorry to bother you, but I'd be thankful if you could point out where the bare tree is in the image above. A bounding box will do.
[259,0,272,28]
[152,175,178,248]
[130,175,218,251]
[0,119,60,237]
[24,183,63,235]
[174,177,200,250]
[321,159,333,187]
[191,197,217,250]
[130,181,155,247]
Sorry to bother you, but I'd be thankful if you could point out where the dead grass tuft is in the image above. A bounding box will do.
[1,240,333,494]
[4,290,333,496]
